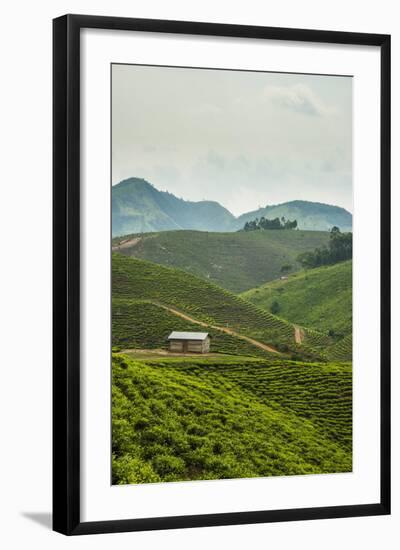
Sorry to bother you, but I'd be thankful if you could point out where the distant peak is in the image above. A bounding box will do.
[114,177,154,190]
[266,200,350,213]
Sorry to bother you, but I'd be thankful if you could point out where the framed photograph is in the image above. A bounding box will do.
[53,14,391,535]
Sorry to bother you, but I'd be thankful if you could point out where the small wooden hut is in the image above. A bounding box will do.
[167,331,210,353]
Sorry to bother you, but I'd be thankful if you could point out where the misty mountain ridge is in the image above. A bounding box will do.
[237,200,352,233]
[112,177,352,237]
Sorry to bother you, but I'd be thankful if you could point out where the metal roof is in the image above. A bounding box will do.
[167,331,209,341]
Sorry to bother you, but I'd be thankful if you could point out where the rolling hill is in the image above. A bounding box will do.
[112,178,235,236]
[328,334,353,362]
[241,260,352,337]
[112,353,352,484]
[112,178,353,236]
[112,253,300,354]
[112,253,337,361]
[111,255,352,484]
[112,299,276,359]
[236,200,352,232]
[112,229,330,293]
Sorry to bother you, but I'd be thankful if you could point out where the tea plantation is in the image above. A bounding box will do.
[112,354,352,484]
[113,229,330,292]
[328,334,352,362]
[112,299,275,359]
[112,253,298,352]
[242,260,352,337]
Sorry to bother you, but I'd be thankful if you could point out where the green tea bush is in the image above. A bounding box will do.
[112,355,352,485]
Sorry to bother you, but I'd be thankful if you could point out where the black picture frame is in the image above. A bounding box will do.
[53,14,391,536]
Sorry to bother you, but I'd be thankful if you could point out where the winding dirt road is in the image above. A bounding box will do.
[112,236,142,252]
[156,303,281,354]
[294,325,304,345]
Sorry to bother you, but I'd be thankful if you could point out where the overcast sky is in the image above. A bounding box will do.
[112,64,352,216]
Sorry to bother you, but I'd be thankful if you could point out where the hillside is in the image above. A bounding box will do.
[113,299,276,359]
[328,334,353,362]
[112,229,330,293]
[112,178,234,236]
[242,261,352,337]
[112,253,301,354]
[236,200,352,232]
[112,178,353,236]
[112,354,352,484]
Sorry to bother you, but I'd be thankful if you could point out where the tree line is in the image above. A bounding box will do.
[297,227,352,268]
[242,216,298,231]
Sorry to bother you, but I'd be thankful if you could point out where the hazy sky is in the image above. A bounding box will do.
[112,64,352,216]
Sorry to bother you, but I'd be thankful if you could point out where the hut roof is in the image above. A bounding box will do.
[167,331,209,341]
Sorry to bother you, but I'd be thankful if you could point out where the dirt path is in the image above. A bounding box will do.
[156,303,281,354]
[112,236,141,251]
[294,325,304,345]
[120,348,224,358]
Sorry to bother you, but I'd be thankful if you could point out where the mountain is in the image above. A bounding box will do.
[241,260,352,338]
[112,229,330,293]
[235,200,352,232]
[112,178,353,236]
[112,178,235,237]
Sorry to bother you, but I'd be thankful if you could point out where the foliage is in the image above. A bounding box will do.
[241,261,352,337]
[297,227,352,268]
[236,200,352,232]
[112,354,352,484]
[242,216,298,231]
[270,300,280,315]
[327,334,352,362]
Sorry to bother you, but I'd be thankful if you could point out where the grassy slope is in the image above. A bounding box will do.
[112,354,352,484]
[242,261,352,337]
[113,229,330,293]
[113,299,274,359]
[162,356,352,450]
[112,253,300,352]
[328,334,353,361]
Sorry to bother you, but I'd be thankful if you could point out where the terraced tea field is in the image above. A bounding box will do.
[112,354,352,484]
[328,334,352,361]
[112,299,275,358]
[159,357,352,451]
[113,229,330,292]
[113,253,299,353]
[242,261,352,336]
